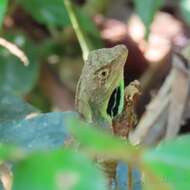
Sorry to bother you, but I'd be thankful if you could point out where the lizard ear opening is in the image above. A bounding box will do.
[106,87,121,118]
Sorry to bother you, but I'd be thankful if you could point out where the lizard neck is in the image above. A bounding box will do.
[89,102,111,129]
[76,96,111,128]
[76,80,111,128]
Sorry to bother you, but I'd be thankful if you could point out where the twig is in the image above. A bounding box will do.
[165,53,190,139]
[129,70,174,145]
[0,37,29,65]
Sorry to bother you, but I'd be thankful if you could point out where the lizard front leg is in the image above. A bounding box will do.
[112,80,141,138]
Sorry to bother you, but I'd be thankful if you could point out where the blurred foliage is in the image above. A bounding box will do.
[0,92,74,150]
[69,118,190,190]
[134,0,164,37]
[0,92,108,190]
[0,144,23,161]
[0,34,39,95]
[180,0,190,24]
[0,92,38,121]
[134,0,190,38]
[64,0,103,60]
[143,135,190,190]
[0,0,7,29]
[16,0,103,48]
[16,0,71,27]
[83,0,109,15]
[68,118,137,161]
[0,0,190,190]
[13,149,107,190]
[27,86,51,112]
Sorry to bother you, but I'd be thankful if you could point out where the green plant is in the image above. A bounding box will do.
[0,0,190,190]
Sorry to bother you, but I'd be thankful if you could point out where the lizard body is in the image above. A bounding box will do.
[75,45,141,189]
[75,45,128,128]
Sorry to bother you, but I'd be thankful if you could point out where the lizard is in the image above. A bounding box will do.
[75,44,141,189]
[75,44,128,129]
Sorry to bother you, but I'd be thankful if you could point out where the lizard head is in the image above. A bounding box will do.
[76,44,128,125]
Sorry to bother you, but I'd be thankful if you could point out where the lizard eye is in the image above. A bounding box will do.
[98,68,110,79]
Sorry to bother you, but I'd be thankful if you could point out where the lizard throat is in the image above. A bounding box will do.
[106,86,121,118]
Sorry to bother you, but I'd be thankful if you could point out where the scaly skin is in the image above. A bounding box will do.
[75,45,128,129]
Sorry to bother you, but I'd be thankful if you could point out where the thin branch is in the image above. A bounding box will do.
[0,37,29,66]
[129,70,174,145]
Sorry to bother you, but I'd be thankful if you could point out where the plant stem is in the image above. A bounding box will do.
[64,0,90,60]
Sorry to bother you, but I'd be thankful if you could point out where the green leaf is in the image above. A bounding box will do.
[0,0,7,29]
[134,0,163,37]
[16,0,70,27]
[5,111,75,150]
[180,0,190,24]
[68,118,139,163]
[0,92,77,151]
[0,111,77,151]
[0,33,39,95]
[16,0,103,49]
[12,149,107,190]
[143,135,190,190]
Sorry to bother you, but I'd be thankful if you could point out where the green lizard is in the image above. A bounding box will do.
[75,44,128,129]
[75,44,141,190]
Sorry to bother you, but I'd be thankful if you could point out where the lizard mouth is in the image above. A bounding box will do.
[106,86,121,117]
